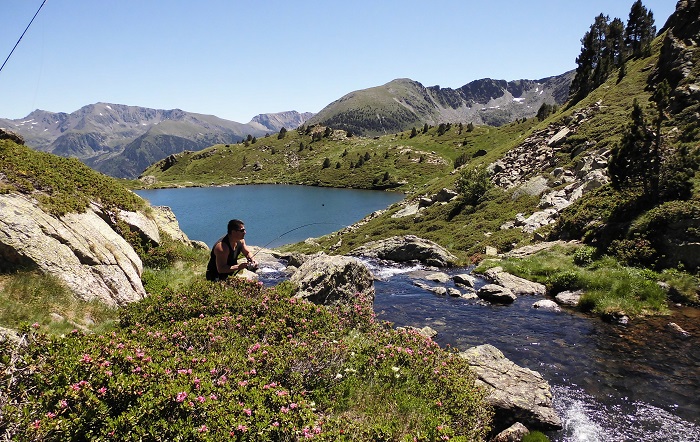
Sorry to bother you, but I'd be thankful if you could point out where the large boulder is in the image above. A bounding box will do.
[349,235,458,267]
[459,344,562,431]
[0,193,146,307]
[290,254,375,305]
[480,267,546,296]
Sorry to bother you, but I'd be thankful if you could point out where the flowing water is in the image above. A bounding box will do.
[136,185,700,441]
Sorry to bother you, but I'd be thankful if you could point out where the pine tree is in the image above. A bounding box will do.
[605,18,626,67]
[625,0,656,58]
[608,99,655,194]
[278,127,287,140]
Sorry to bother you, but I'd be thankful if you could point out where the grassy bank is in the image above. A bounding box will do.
[476,244,699,317]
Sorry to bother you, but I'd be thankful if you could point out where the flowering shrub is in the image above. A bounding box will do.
[1,278,491,441]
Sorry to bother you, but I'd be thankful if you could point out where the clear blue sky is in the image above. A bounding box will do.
[0,0,677,123]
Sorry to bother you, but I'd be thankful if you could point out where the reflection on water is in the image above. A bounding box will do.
[270,258,700,442]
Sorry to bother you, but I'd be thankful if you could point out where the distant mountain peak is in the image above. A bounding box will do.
[248,111,315,133]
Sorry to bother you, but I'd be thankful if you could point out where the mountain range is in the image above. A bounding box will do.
[306,72,574,135]
[1,73,572,178]
[0,104,313,178]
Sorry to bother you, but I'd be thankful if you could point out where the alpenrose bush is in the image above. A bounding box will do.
[1,279,492,441]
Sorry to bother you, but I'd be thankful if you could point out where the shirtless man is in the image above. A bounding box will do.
[205,219,258,281]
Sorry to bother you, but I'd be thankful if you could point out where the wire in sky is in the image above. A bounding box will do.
[0,0,48,75]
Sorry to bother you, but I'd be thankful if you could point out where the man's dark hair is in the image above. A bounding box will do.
[227,219,244,234]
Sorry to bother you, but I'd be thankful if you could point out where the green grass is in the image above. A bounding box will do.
[0,272,119,335]
[474,244,687,317]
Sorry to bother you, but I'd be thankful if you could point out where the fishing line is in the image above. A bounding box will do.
[0,0,48,75]
[231,222,343,276]
[253,222,344,257]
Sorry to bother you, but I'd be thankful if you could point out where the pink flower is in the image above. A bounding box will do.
[59,399,68,409]
[98,387,107,396]
[46,412,56,419]
[31,322,40,329]
[237,424,248,432]
[244,408,252,416]
[80,354,93,363]
[196,396,206,403]
[198,425,208,433]
[175,392,187,403]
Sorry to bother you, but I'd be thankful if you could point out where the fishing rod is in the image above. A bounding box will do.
[227,222,344,277]
[1,0,48,74]
[251,222,344,259]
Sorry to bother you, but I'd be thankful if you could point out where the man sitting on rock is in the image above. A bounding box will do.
[205,219,258,281]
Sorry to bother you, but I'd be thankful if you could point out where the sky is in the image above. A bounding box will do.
[0,0,678,123]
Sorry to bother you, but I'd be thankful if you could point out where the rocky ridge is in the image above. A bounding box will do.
[0,104,313,179]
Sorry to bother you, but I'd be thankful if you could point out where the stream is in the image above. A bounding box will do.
[262,258,700,441]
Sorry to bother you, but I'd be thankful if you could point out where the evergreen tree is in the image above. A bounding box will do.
[466,122,474,132]
[422,123,429,134]
[278,127,287,139]
[605,18,626,67]
[608,99,655,194]
[625,0,656,58]
[410,127,417,138]
[322,157,331,169]
[536,103,556,121]
[570,14,615,100]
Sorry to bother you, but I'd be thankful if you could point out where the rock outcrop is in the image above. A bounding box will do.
[480,267,547,297]
[0,193,145,306]
[490,103,611,235]
[349,235,458,267]
[459,344,562,431]
[290,254,375,305]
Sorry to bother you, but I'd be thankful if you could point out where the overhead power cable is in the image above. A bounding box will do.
[0,0,48,75]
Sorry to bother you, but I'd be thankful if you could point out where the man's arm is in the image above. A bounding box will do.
[240,240,258,268]
[214,242,246,274]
